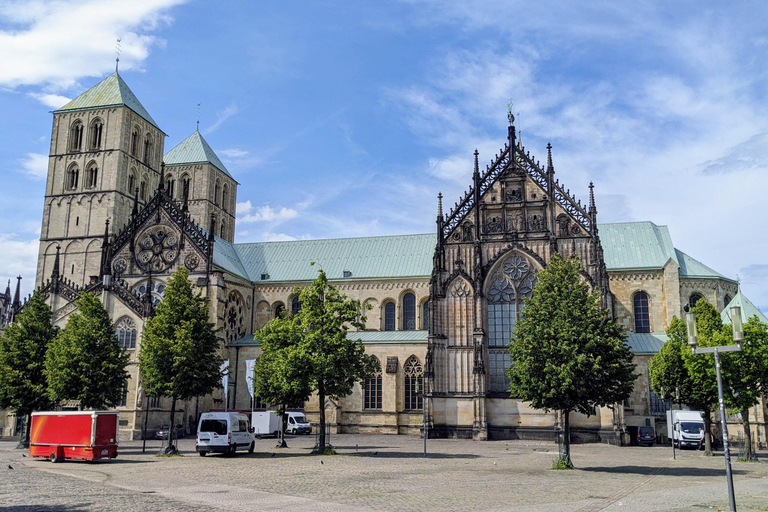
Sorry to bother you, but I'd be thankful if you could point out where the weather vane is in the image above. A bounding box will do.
[115,39,122,72]
[506,98,515,125]
[196,102,201,130]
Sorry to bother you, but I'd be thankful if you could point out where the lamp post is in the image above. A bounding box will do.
[685,305,744,512]
[416,379,427,457]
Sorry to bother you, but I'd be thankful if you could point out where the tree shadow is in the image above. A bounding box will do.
[579,465,747,477]
[0,505,94,511]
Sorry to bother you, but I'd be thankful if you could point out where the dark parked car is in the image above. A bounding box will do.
[155,424,185,440]
[637,426,656,446]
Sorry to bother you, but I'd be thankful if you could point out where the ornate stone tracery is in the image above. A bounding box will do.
[225,291,246,342]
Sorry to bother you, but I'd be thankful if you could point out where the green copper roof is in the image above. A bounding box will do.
[57,72,161,131]
[229,329,428,347]
[599,222,678,270]
[626,332,667,355]
[163,130,233,179]
[675,249,729,280]
[213,233,436,282]
[721,290,768,325]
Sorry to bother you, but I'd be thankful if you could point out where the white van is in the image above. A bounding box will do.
[285,411,312,435]
[196,412,255,456]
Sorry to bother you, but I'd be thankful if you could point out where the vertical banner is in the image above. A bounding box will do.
[245,359,256,398]
[220,361,230,410]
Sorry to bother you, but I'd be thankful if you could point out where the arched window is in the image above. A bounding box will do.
[291,296,301,315]
[143,134,151,164]
[165,179,175,198]
[214,179,221,206]
[66,165,79,190]
[69,121,84,152]
[140,180,147,201]
[402,293,416,330]
[89,119,103,149]
[384,302,395,331]
[181,174,190,200]
[689,293,704,309]
[85,163,98,188]
[222,184,229,212]
[487,253,537,392]
[364,357,382,410]
[274,303,285,318]
[130,129,139,156]
[220,221,226,238]
[133,281,166,308]
[633,291,650,333]
[724,294,732,308]
[224,291,245,343]
[128,171,135,194]
[422,300,429,330]
[404,356,423,410]
[115,317,137,349]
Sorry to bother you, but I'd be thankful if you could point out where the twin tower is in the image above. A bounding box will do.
[35,71,238,290]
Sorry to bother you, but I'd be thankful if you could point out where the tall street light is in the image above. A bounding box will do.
[685,304,744,512]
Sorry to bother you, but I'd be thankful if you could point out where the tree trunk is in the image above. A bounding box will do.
[742,408,753,461]
[168,396,177,451]
[704,410,713,456]
[318,382,326,453]
[562,410,572,468]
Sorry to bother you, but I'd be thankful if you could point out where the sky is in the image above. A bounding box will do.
[0,0,767,313]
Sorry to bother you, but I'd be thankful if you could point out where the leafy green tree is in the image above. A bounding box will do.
[254,269,379,452]
[720,316,768,461]
[138,267,223,450]
[0,293,57,446]
[508,254,636,468]
[45,293,130,410]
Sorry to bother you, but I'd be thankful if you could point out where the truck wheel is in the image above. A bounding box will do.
[49,452,59,463]
[199,451,207,457]
[248,442,255,454]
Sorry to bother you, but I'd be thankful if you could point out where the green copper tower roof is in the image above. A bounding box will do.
[163,130,233,180]
[721,289,768,325]
[56,72,161,131]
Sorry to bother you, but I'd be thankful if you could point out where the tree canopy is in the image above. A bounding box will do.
[0,293,57,444]
[138,267,223,448]
[253,269,379,452]
[508,253,636,467]
[45,293,130,410]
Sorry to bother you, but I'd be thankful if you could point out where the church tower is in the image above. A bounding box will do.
[36,71,165,288]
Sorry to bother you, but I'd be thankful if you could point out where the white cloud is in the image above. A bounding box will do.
[262,232,299,242]
[18,153,48,180]
[27,92,71,108]
[236,201,299,224]
[204,102,238,134]
[219,148,250,159]
[0,0,187,90]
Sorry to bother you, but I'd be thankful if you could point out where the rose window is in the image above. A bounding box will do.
[225,292,245,342]
[135,226,180,272]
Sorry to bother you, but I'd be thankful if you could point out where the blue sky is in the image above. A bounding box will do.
[1,0,767,312]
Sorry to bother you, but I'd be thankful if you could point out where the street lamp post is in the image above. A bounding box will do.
[685,305,744,512]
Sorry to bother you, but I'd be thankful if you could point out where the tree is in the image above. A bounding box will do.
[254,269,379,453]
[138,267,223,451]
[508,254,636,468]
[45,293,130,410]
[0,293,57,446]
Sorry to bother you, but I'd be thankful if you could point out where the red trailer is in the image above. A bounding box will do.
[29,411,119,462]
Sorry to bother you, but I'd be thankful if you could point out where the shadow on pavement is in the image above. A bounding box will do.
[580,465,747,477]
[0,505,94,511]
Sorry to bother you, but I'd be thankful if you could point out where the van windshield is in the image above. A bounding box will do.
[680,422,704,434]
[294,415,308,423]
[200,419,227,435]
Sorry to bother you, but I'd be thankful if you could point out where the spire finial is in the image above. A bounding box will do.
[51,245,61,280]
[473,149,479,177]
[437,192,443,218]
[12,276,21,308]
[547,142,554,173]
[115,38,121,72]
[506,99,515,126]
[132,187,139,216]
[158,162,165,193]
[197,103,201,131]
[589,181,596,214]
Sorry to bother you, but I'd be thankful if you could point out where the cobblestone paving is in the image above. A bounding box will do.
[2,436,767,511]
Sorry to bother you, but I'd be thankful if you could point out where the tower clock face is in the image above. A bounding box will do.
[135,225,180,272]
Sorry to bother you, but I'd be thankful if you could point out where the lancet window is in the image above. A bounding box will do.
[404,356,423,410]
[633,291,650,333]
[364,357,382,410]
[115,316,137,349]
[402,293,415,330]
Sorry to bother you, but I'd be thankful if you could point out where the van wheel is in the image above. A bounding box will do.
[199,451,207,457]
[227,445,236,457]
[248,442,255,454]
[50,452,59,463]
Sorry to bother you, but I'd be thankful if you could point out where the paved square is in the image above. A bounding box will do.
[2,435,767,511]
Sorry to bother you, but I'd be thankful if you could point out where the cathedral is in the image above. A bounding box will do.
[2,71,765,447]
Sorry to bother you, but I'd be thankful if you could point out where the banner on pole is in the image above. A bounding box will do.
[245,359,256,398]
[220,360,230,397]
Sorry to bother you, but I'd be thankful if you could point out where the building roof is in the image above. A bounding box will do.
[56,72,161,131]
[600,222,678,270]
[163,129,234,180]
[721,289,768,325]
[229,329,429,347]
[625,332,668,355]
[213,233,437,282]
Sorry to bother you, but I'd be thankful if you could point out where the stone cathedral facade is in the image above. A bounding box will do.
[3,71,765,448]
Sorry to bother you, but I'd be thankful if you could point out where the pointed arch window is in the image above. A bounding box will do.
[115,316,137,349]
[220,221,226,239]
[274,303,285,319]
[404,356,423,410]
[165,179,175,198]
[69,121,84,152]
[140,180,147,201]
[131,129,139,156]
[633,292,650,333]
[89,119,103,150]
[181,174,190,200]
[291,296,301,315]
[66,165,79,190]
[487,253,537,392]
[724,294,732,309]
[222,184,229,212]
[143,135,152,165]
[422,300,429,330]
[128,172,135,194]
[402,293,416,330]
[384,302,395,331]
[364,357,382,410]
[85,163,98,188]
[214,179,221,206]
[689,293,704,309]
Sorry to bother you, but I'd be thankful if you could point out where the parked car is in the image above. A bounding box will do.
[637,426,656,446]
[155,424,184,440]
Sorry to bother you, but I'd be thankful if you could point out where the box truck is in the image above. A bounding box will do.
[29,411,119,462]
[666,410,705,449]
[252,411,281,438]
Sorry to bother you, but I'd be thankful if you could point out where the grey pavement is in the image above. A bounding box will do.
[1,435,767,511]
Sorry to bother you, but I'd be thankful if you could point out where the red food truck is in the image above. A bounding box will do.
[29,411,119,462]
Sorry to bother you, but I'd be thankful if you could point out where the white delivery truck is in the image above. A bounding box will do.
[252,411,281,438]
[196,412,255,456]
[285,411,312,434]
[666,410,705,449]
